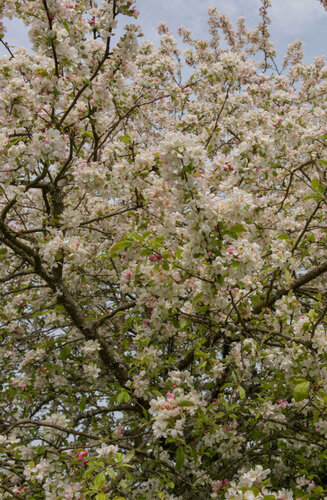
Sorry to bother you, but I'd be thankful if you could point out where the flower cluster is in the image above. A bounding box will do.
[0,0,326,498]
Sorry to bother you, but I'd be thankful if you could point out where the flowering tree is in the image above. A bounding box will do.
[0,0,327,498]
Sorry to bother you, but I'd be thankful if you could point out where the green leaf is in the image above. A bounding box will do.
[7,137,20,148]
[54,304,65,313]
[311,178,320,191]
[96,495,109,500]
[149,236,165,247]
[110,239,132,254]
[194,350,209,359]
[162,260,170,271]
[251,294,261,307]
[119,134,131,144]
[140,248,151,256]
[312,486,324,495]
[141,406,149,419]
[319,159,327,166]
[60,345,70,361]
[107,468,115,479]
[293,380,310,402]
[215,411,225,418]
[124,450,135,463]
[192,292,203,305]
[278,233,291,241]
[175,447,185,471]
[230,223,246,233]
[152,389,163,398]
[116,391,130,404]
[178,400,195,407]
[303,194,316,201]
[314,193,324,202]
[83,130,94,139]
[79,397,87,412]
[82,77,92,87]
[62,20,70,33]
[238,385,246,400]
[94,471,106,492]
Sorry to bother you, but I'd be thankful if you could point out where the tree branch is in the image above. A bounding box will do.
[253,259,327,314]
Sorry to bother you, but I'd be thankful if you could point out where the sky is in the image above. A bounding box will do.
[1,0,326,65]
[135,0,327,64]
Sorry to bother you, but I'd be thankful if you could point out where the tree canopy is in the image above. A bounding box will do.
[1,0,327,498]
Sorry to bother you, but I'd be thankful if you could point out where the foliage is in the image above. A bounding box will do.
[0,0,327,498]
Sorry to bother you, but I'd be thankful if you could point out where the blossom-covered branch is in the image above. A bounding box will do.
[0,0,327,498]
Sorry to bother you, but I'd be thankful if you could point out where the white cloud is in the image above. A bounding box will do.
[270,0,324,36]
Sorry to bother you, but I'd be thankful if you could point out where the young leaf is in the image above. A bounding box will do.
[293,380,310,402]
[175,447,185,471]
[94,471,106,492]
[178,400,195,407]
[238,385,246,400]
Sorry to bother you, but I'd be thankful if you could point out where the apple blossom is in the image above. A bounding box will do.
[0,0,327,498]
